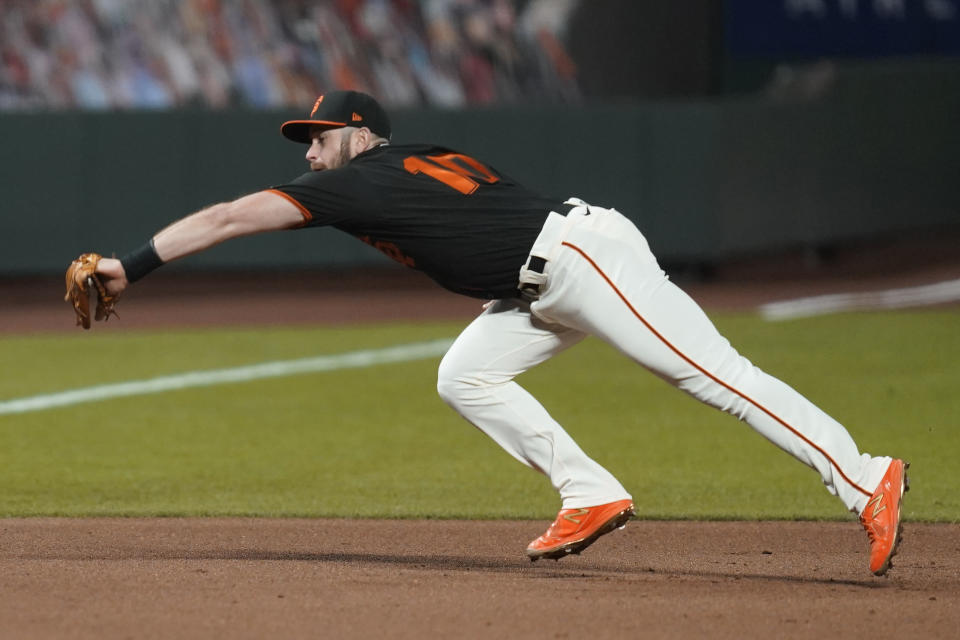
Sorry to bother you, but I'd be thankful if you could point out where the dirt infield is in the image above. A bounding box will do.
[2,518,957,639]
[4,232,960,638]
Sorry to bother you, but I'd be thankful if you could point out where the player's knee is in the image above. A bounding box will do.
[436,372,453,403]
[674,353,759,419]
[436,358,488,408]
[436,358,466,406]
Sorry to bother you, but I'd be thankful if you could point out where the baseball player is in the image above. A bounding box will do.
[90,90,907,575]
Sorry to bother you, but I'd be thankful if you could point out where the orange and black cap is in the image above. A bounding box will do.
[281,90,391,143]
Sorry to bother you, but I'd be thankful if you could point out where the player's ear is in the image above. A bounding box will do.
[356,127,372,150]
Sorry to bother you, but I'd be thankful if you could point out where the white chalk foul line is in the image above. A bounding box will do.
[0,338,454,416]
[759,277,960,321]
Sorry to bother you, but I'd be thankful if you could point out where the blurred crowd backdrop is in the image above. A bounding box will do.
[5,0,958,112]
[0,0,580,111]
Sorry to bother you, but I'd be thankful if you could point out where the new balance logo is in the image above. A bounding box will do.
[866,493,886,518]
[562,508,589,525]
[352,112,363,121]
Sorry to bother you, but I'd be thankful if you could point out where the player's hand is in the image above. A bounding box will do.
[95,257,130,297]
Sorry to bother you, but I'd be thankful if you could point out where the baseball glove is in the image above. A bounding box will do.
[64,253,119,329]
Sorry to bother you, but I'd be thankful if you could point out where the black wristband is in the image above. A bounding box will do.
[120,239,164,283]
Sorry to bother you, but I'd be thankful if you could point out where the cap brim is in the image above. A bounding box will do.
[280,119,347,143]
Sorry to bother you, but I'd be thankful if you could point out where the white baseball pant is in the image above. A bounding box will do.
[436,200,891,514]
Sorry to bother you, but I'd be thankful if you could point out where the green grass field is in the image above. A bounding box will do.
[1,310,957,521]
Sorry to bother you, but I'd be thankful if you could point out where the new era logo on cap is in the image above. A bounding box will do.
[280,91,391,143]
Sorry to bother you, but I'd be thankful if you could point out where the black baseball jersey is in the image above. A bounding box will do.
[269,143,565,299]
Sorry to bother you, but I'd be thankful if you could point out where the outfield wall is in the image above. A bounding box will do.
[4,61,958,276]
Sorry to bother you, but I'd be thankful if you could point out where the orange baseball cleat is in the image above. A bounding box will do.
[860,459,909,576]
[527,499,635,561]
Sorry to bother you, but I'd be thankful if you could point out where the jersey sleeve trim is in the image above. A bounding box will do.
[265,188,312,222]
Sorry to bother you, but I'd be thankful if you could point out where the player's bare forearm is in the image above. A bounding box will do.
[153,190,306,262]
[92,190,305,296]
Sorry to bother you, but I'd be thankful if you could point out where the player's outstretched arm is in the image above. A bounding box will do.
[153,190,306,262]
[95,190,306,296]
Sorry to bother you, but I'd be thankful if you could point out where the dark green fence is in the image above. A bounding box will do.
[4,60,958,275]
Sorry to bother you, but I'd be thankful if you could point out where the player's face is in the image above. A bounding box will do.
[306,127,354,171]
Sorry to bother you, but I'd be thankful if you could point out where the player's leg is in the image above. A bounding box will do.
[437,299,632,508]
[532,206,892,515]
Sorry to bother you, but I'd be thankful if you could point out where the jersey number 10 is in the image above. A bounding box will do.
[403,153,500,195]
